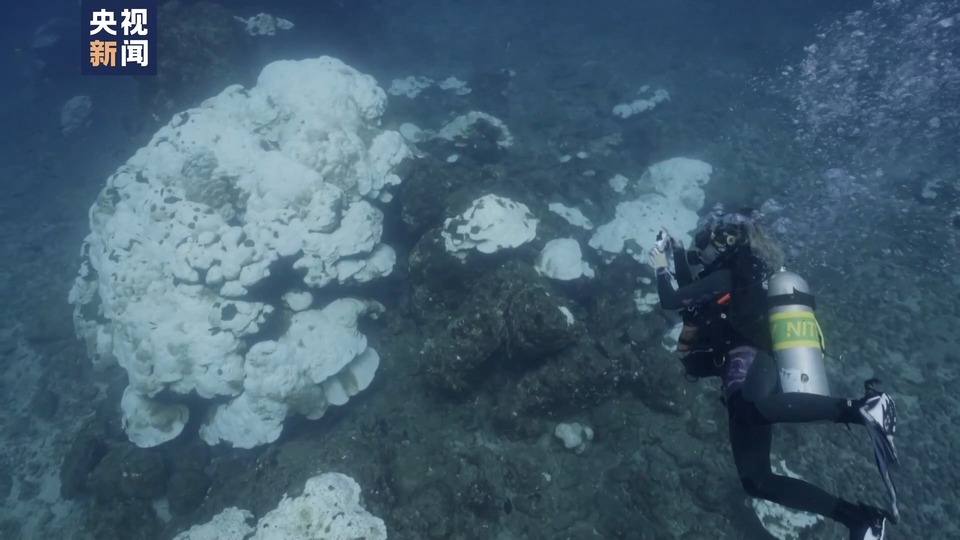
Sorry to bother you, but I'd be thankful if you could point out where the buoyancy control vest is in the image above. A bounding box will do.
[679,247,770,380]
[727,247,774,352]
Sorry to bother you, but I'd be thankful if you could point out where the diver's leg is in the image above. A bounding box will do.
[737,346,778,403]
[742,352,900,472]
[728,391,838,518]
[735,347,862,425]
[727,392,890,538]
[753,391,861,424]
[735,348,901,527]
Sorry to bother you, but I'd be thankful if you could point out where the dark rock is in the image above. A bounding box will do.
[166,437,212,474]
[407,230,479,315]
[138,1,255,115]
[500,451,552,496]
[18,479,40,501]
[419,116,509,166]
[167,468,211,516]
[85,498,161,540]
[390,484,458,539]
[23,298,74,344]
[466,70,513,118]
[420,298,506,394]
[6,415,31,438]
[0,519,21,538]
[505,285,583,361]
[629,348,696,417]
[399,157,463,237]
[462,478,499,520]
[30,387,60,420]
[0,470,11,499]
[680,466,729,513]
[508,340,641,417]
[88,445,168,502]
[60,429,108,499]
[598,504,638,540]
[417,259,585,395]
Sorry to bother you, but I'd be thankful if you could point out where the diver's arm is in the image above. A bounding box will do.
[657,268,733,310]
[672,247,695,287]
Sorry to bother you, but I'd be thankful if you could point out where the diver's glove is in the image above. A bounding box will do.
[665,229,684,251]
[649,247,669,270]
[651,228,673,271]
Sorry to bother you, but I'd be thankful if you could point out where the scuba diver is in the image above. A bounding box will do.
[649,209,900,540]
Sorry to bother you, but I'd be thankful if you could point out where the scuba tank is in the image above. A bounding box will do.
[767,268,831,396]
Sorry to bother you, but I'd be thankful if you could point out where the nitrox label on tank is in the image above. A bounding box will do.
[770,311,821,350]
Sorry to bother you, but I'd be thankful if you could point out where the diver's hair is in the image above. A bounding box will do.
[743,222,784,271]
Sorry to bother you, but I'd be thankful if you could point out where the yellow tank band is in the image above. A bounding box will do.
[774,339,822,350]
[769,310,816,322]
[770,310,824,352]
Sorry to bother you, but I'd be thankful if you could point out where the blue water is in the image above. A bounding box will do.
[1,1,957,539]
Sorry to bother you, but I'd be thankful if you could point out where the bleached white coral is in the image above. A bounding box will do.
[234,13,294,36]
[441,194,537,260]
[173,473,386,540]
[613,86,670,118]
[438,111,514,148]
[589,157,712,265]
[535,239,594,281]
[70,56,407,448]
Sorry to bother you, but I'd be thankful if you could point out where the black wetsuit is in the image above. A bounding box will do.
[656,246,867,528]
